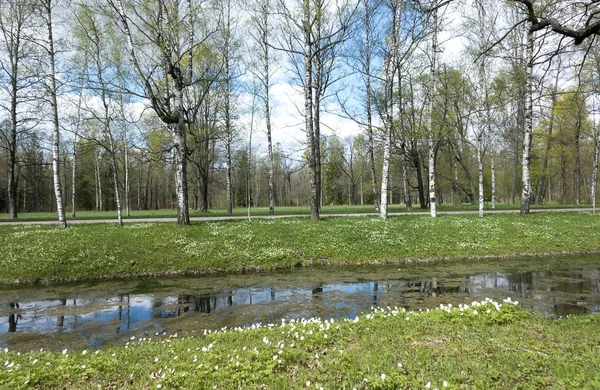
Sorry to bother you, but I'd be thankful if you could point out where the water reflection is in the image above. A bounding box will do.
[1,257,600,350]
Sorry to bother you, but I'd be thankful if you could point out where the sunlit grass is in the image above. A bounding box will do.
[1,299,598,389]
[1,212,599,284]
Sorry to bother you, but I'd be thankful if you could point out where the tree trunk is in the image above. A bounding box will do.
[428,4,438,218]
[520,30,534,215]
[173,89,190,224]
[124,140,130,217]
[8,62,18,220]
[379,0,400,219]
[574,99,582,205]
[491,153,497,209]
[364,0,379,212]
[592,128,599,213]
[535,61,560,205]
[260,1,276,215]
[45,0,66,228]
[304,0,318,221]
[477,135,484,217]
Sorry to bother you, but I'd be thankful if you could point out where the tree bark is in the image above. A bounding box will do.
[364,0,379,212]
[491,153,497,209]
[592,127,599,213]
[535,61,560,205]
[304,0,319,221]
[45,0,66,228]
[520,30,534,215]
[379,0,400,219]
[428,4,438,218]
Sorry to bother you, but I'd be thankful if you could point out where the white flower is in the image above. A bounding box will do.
[154,357,159,362]
[81,365,86,369]
[214,365,219,371]
[82,350,87,355]
[62,349,68,355]
[381,373,386,381]
[397,362,403,368]
[306,381,311,387]
[426,382,431,389]
[443,381,448,387]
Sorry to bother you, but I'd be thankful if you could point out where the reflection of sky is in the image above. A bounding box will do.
[1,266,600,347]
[0,295,155,334]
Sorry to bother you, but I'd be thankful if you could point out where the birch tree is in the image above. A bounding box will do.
[520,28,534,215]
[248,0,276,214]
[279,0,356,221]
[112,0,216,225]
[42,0,66,228]
[427,1,439,218]
[379,0,401,219]
[0,0,40,220]
[73,3,124,226]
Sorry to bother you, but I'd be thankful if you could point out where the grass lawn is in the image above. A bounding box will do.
[0,202,590,222]
[1,212,599,284]
[1,299,598,389]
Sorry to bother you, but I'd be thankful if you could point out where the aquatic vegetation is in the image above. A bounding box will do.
[1,299,599,389]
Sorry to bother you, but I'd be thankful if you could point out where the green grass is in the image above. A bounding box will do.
[2,300,599,389]
[0,202,590,222]
[1,212,600,284]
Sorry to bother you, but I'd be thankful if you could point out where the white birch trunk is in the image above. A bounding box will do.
[477,136,484,217]
[380,1,400,219]
[520,30,534,215]
[45,0,66,228]
[304,0,318,221]
[124,138,130,217]
[364,0,379,212]
[428,4,438,218]
[592,128,599,214]
[108,128,123,227]
[72,134,77,218]
[491,153,497,209]
[223,0,233,216]
[258,0,276,215]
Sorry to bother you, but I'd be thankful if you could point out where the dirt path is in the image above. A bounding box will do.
[0,208,595,226]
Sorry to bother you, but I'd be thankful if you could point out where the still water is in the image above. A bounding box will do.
[1,255,599,351]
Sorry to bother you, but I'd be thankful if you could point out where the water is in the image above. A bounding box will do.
[1,255,599,351]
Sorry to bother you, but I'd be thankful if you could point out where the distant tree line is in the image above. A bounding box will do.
[1,0,599,225]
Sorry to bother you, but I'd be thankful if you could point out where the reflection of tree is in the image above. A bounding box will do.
[373,282,378,306]
[57,299,66,328]
[8,303,20,333]
[312,284,323,298]
[506,272,533,296]
[117,295,131,333]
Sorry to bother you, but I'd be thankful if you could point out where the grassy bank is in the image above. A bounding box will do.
[1,212,600,285]
[1,300,599,389]
[0,202,590,222]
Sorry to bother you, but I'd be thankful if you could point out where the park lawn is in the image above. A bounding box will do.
[0,202,589,222]
[1,299,599,389]
[0,212,599,284]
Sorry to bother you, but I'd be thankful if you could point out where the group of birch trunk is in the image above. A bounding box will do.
[2,0,600,226]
